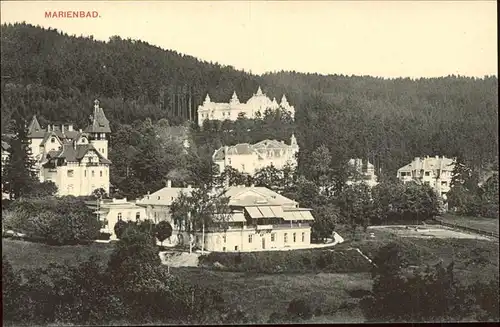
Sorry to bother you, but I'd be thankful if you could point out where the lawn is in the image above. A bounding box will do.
[2,239,115,270]
[438,214,499,235]
[170,267,370,323]
[3,230,498,323]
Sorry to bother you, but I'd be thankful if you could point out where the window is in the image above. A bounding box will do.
[293,233,296,242]
[91,170,95,177]
[223,235,227,243]
[424,181,430,186]
[67,170,74,177]
[223,247,226,252]
[157,196,161,200]
[117,212,122,220]
[228,158,232,164]
[441,181,447,186]
[284,233,288,243]
[234,246,238,251]
[400,172,407,177]
[136,212,140,220]
[241,164,245,170]
[99,170,102,177]
[425,171,430,176]
[271,233,276,242]
[51,138,55,143]
[248,234,253,243]
[302,232,305,242]
[84,170,86,177]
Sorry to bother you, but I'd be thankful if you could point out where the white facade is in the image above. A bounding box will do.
[346,158,379,188]
[213,135,299,176]
[87,198,147,240]
[26,99,112,197]
[397,156,456,198]
[137,185,315,252]
[197,86,295,126]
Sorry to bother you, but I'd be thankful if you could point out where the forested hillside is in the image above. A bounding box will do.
[1,23,498,195]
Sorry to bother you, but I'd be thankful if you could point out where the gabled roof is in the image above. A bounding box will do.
[1,140,10,151]
[27,115,42,133]
[40,131,63,147]
[27,116,46,138]
[43,143,111,165]
[85,100,111,133]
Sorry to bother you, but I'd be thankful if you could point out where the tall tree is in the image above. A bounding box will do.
[2,106,38,200]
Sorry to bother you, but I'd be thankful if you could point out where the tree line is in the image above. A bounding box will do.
[1,23,498,181]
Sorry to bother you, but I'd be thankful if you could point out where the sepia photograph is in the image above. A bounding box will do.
[1,0,498,325]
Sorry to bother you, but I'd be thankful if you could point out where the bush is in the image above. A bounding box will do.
[2,256,21,321]
[7,196,100,245]
[287,297,313,320]
[198,248,373,274]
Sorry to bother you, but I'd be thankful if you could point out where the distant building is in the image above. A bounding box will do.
[25,99,112,196]
[397,156,456,198]
[137,184,315,252]
[87,198,147,240]
[212,135,299,176]
[346,158,379,188]
[197,86,295,126]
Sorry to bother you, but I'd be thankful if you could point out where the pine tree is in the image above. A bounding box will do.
[2,106,38,200]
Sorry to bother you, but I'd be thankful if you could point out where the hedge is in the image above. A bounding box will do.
[198,248,373,273]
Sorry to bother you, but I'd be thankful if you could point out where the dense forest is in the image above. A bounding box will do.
[1,23,498,196]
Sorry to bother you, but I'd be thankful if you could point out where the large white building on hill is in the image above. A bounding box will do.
[212,135,299,176]
[397,156,456,199]
[25,99,112,196]
[136,184,314,252]
[197,86,295,126]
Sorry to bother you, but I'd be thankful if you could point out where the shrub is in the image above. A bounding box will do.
[2,256,21,322]
[198,248,372,273]
[287,297,313,320]
[155,220,173,245]
[8,196,100,245]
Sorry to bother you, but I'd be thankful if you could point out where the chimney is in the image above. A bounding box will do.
[47,125,51,132]
[167,180,172,188]
[435,155,439,159]
[187,185,192,189]
[68,124,74,132]
[61,125,65,133]
[79,129,82,133]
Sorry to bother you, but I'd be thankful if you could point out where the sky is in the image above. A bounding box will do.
[0,1,497,78]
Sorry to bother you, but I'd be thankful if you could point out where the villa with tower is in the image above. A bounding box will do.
[197,86,295,126]
[213,134,299,176]
[26,99,112,197]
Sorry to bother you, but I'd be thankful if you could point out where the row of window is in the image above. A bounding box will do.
[117,212,142,220]
[247,232,305,243]
[67,170,107,178]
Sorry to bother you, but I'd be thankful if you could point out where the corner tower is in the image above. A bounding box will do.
[85,99,111,159]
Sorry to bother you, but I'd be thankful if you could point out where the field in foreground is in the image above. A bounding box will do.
[438,214,499,235]
[170,267,370,323]
[2,239,114,270]
[3,222,499,323]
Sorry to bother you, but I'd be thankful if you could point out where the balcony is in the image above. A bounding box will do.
[256,224,273,230]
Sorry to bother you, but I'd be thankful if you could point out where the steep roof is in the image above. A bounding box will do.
[1,140,10,151]
[43,143,111,165]
[40,131,63,147]
[85,100,111,133]
[27,115,46,138]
